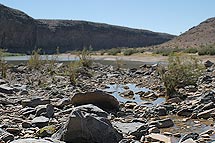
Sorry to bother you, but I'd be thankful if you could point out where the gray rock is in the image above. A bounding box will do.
[10,138,65,143]
[32,116,49,128]
[21,97,50,107]
[35,104,54,118]
[71,90,119,111]
[113,121,148,139]
[179,133,199,143]
[197,108,215,119]
[0,128,14,142]
[52,104,122,143]
[149,118,174,129]
[0,84,13,94]
[177,108,193,117]
[204,60,214,68]
[155,107,167,116]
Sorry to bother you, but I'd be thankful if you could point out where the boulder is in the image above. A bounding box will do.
[35,104,54,118]
[52,104,122,143]
[177,108,193,117]
[204,60,214,68]
[179,133,199,143]
[71,90,119,111]
[197,108,215,119]
[145,133,171,143]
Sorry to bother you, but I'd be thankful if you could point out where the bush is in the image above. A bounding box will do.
[0,49,7,78]
[28,49,43,69]
[158,55,204,97]
[198,44,215,55]
[154,47,182,56]
[184,48,198,53]
[107,48,121,55]
[77,48,92,67]
[123,49,138,56]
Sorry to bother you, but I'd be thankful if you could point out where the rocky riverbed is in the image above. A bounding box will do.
[0,60,214,143]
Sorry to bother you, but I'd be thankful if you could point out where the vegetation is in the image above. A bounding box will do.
[184,47,198,53]
[115,58,124,70]
[153,47,182,56]
[107,48,121,55]
[198,44,215,55]
[123,48,138,56]
[28,49,43,70]
[77,47,93,67]
[0,49,7,78]
[158,55,204,97]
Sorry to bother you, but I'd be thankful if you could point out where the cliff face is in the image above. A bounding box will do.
[0,4,175,54]
[0,4,37,53]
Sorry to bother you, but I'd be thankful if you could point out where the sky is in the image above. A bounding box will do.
[0,0,214,35]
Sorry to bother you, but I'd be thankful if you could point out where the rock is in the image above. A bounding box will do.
[204,60,214,68]
[124,102,137,109]
[55,98,71,108]
[197,108,215,119]
[155,107,167,116]
[145,133,171,143]
[119,139,141,143]
[6,128,20,136]
[32,116,49,128]
[22,121,32,128]
[179,133,199,143]
[181,138,196,143]
[37,125,56,137]
[149,118,174,129]
[0,128,14,142]
[199,91,215,104]
[0,84,13,94]
[52,104,122,143]
[167,97,182,103]
[71,90,119,111]
[120,90,134,98]
[10,138,65,143]
[35,104,54,118]
[177,108,193,117]
[21,97,50,107]
[201,102,215,111]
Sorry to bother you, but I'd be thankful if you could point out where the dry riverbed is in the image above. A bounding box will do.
[0,56,215,143]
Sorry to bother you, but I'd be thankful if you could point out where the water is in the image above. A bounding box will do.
[102,83,166,106]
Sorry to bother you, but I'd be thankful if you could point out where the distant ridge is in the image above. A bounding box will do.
[158,17,215,49]
[0,4,175,54]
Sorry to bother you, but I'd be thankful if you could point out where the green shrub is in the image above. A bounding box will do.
[154,47,182,56]
[107,48,121,55]
[68,61,81,85]
[158,55,204,97]
[78,48,92,67]
[0,49,7,78]
[184,48,198,53]
[123,49,138,56]
[198,44,215,55]
[28,49,43,69]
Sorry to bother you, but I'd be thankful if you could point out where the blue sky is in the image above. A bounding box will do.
[0,0,214,35]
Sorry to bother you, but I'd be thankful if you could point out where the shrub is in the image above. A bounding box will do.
[198,44,215,55]
[184,48,198,53]
[123,49,138,56]
[28,49,43,69]
[0,49,7,78]
[68,61,81,85]
[158,55,204,97]
[78,48,92,67]
[154,47,182,56]
[107,48,121,55]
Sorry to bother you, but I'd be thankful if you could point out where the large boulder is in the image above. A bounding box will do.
[52,104,122,143]
[71,90,119,111]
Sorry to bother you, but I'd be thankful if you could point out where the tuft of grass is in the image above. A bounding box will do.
[107,48,121,55]
[0,49,7,78]
[68,61,82,85]
[28,49,43,70]
[158,55,204,97]
[77,48,92,68]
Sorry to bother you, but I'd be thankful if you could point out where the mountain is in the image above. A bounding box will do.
[158,17,215,49]
[0,4,175,54]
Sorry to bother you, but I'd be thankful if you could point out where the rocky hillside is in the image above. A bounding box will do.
[0,4,175,54]
[158,17,215,49]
